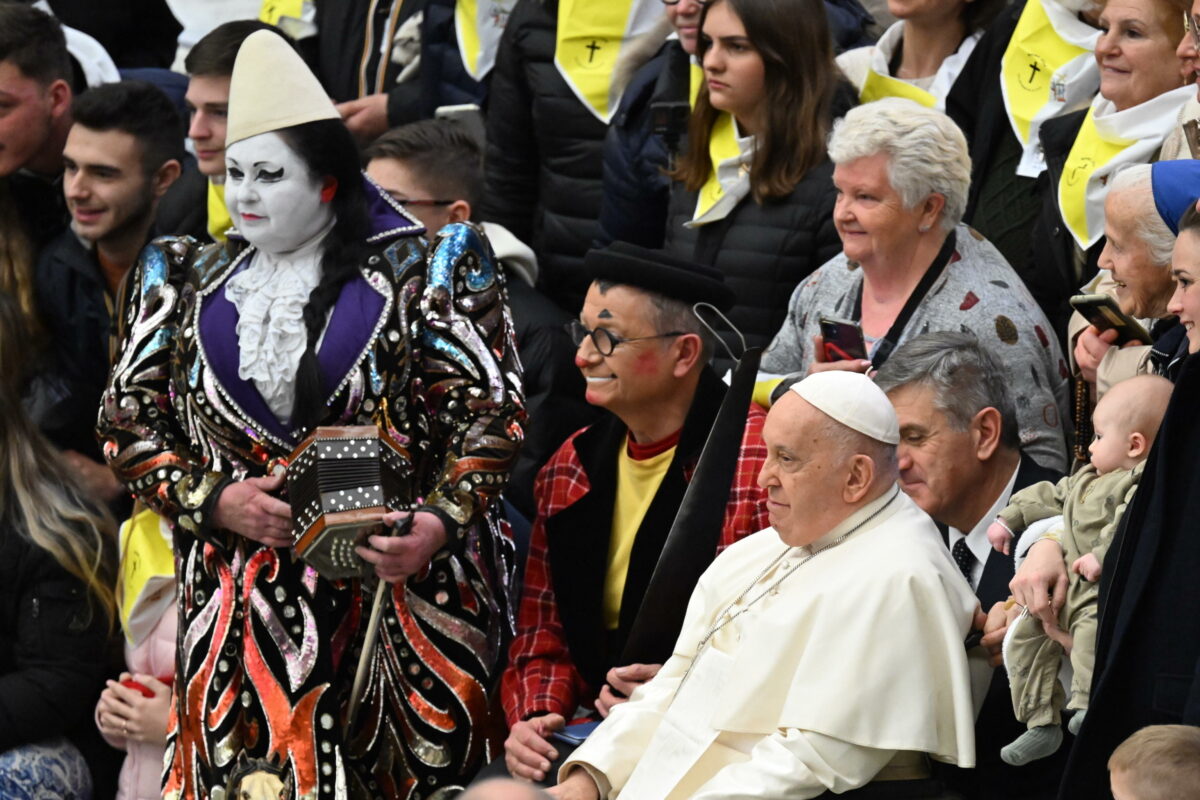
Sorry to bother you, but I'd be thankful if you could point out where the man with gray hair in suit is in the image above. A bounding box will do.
[875,331,1069,800]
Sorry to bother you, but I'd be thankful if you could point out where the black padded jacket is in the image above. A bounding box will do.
[478,0,609,312]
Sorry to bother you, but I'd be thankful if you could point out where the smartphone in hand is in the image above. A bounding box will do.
[819,316,868,362]
[1069,294,1152,346]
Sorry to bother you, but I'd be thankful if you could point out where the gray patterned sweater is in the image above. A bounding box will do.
[762,224,1071,471]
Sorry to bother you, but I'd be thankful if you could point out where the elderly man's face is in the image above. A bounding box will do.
[758,392,855,546]
[887,383,983,528]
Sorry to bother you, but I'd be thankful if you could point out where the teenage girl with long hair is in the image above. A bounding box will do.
[663,0,850,354]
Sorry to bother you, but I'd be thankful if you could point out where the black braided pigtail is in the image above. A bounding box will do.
[277,119,371,432]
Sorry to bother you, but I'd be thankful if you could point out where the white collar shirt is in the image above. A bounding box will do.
[946,460,1021,590]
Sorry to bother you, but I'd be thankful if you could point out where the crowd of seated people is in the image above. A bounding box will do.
[3,0,1200,797]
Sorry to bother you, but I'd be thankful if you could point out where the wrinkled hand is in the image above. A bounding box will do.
[808,335,872,375]
[213,474,293,547]
[981,600,1023,667]
[336,94,389,144]
[595,663,661,718]
[986,520,1013,555]
[356,510,447,583]
[61,450,125,503]
[504,713,564,782]
[1074,326,1119,385]
[1010,538,1068,634]
[1072,552,1103,582]
[97,672,171,746]
[548,769,601,800]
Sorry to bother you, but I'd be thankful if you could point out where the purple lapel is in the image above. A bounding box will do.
[198,259,388,443]
[317,274,387,399]
[199,277,297,443]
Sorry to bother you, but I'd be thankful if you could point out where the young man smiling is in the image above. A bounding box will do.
[494,243,769,785]
[163,20,283,243]
[34,80,183,507]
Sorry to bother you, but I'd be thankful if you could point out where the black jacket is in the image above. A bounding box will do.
[33,230,115,462]
[479,0,609,312]
[0,521,112,752]
[1024,110,1100,340]
[8,171,68,254]
[661,162,842,354]
[505,277,598,519]
[545,368,728,688]
[412,0,492,121]
[938,455,1071,800]
[596,3,872,254]
[1060,352,1200,798]
[946,0,1051,273]
[313,0,429,122]
[596,40,690,250]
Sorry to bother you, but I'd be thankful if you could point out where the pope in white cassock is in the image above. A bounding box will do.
[547,371,982,799]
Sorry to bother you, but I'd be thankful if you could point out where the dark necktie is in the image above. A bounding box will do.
[952,537,975,584]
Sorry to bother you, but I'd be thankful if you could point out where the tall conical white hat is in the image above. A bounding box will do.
[226,29,339,147]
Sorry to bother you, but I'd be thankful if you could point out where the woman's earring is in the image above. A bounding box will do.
[918,224,931,233]
[320,177,338,204]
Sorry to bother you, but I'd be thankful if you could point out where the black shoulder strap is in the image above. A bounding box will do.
[619,346,763,666]
[855,229,957,368]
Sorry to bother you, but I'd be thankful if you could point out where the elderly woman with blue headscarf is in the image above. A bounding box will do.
[1067,160,1200,453]
[1071,160,1200,401]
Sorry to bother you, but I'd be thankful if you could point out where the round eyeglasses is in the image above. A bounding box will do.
[565,320,686,356]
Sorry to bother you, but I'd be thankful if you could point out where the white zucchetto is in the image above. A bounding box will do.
[790,371,900,445]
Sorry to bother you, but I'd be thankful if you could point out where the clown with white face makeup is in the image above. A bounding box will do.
[224,131,334,256]
[98,30,525,798]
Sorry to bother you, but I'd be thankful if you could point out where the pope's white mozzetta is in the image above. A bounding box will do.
[555,372,979,799]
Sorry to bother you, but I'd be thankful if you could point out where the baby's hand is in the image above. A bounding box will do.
[986,520,1013,555]
[1071,553,1102,582]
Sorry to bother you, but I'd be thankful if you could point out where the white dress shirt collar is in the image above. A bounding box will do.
[947,460,1021,589]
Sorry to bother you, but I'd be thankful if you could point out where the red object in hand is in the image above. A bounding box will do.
[121,679,155,698]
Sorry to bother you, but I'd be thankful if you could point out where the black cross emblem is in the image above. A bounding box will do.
[1028,60,1041,83]
[585,39,602,62]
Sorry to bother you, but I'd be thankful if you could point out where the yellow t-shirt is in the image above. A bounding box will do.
[603,437,676,630]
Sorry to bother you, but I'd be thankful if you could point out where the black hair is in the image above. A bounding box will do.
[274,119,371,432]
[362,118,483,210]
[0,2,70,85]
[71,80,185,174]
[184,19,292,77]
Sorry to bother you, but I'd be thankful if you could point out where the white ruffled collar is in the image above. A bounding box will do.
[225,222,333,422]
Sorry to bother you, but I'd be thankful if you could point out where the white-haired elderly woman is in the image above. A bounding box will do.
[762,98,1071,471]
[1072,161,1200,398]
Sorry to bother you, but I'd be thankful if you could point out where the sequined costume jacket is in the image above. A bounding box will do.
[97,192,525,800]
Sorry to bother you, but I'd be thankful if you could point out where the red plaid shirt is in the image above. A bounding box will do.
[500,403,770,726]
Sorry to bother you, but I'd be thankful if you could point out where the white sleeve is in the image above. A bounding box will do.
[558,663,684,794]
[689,729,897,800]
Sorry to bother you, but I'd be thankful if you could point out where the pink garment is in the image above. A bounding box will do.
[94,607,177,800]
